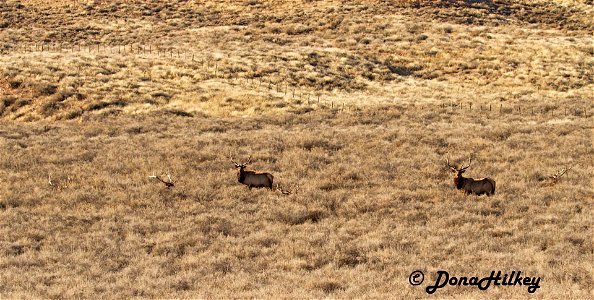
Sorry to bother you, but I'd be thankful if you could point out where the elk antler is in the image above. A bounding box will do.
[48,173,71,189]
[446,157,459,171]
[549,165,574,184]
[228,152,240,166]
[275,183,297,195]
[149,172,175,188]
[461,158,472,170]
[230,159,243,168]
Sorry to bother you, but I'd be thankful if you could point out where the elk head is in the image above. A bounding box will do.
[232,156,252,171]
[447,157,471,187]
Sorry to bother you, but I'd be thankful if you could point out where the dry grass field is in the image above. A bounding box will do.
[1,0,593,299]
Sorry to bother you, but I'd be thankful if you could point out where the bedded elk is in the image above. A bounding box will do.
[232,156,274,189]
[447,158,496,196]
[548,165,573,185]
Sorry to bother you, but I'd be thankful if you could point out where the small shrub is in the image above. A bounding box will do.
[283,210,324,225]
[9,80,21,88]
[33,83,58,96]
[314,281,344,294]
[40,99,60,116]
[87,100,127,111]
[286,24,313,35]
[165,109,193,118]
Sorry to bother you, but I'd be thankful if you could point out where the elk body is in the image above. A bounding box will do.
[447,158,496,196]
[232,157,274,189]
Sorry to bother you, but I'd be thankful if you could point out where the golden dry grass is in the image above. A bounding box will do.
[0,0,593,299]
[1,0,593,120]
[1,109,592,298]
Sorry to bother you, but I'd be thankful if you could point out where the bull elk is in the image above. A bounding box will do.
[447,158,496,196]
[232,156,274,189]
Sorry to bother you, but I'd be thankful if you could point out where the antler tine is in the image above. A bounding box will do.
[557,165,573,178]
[227,152,237,165]
[149,172,174,188]
[246,155,252,165]
[446,157,458,170]
[461,157,472,170]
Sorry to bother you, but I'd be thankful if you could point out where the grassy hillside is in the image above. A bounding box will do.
[0,0,593,298]
[1,0,592,120]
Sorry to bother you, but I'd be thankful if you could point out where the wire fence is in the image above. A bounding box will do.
[3,43,592,118]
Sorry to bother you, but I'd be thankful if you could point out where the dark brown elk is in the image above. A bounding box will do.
[447,158,496,196]
[232,156,274,189]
